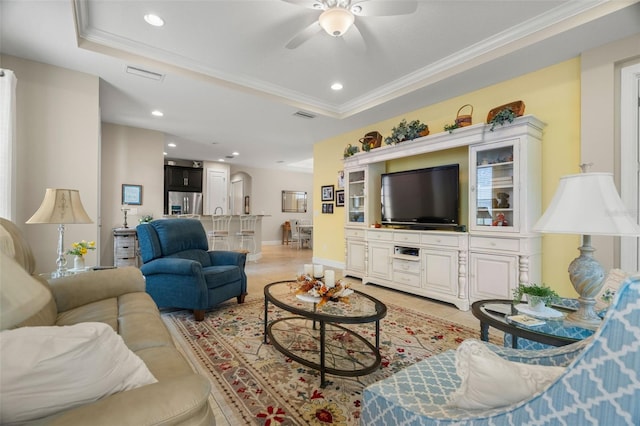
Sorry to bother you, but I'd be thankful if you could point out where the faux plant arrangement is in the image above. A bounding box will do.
[343,144,359,158]
[444,122,460,134]
[139,215,153,224]
[488,107,517,131]
[513,283,560,307]
[384,119,429,145]
[66,240,96,257]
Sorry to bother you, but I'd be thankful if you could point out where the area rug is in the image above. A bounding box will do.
[162,297,496,426]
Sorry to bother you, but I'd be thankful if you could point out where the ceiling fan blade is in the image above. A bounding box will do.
[351,0,418,16]
[343,22,366,53]
[285,21,323,49]
[281,0,326,10]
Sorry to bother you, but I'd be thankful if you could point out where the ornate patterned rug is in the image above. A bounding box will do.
[162,297,494,426]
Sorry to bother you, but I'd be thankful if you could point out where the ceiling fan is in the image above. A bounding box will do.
[283,0,418,49]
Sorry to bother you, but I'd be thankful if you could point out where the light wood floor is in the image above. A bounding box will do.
[244,244,480,330]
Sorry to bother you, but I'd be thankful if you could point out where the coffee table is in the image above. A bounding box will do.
[472,299,595,348]
[264,280,387,387]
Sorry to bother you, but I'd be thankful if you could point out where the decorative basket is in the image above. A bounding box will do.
[486,101,526,123]
[455,104,473,127]
[359,131,382,151]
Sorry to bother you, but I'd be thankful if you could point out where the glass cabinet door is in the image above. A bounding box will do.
[347,169,366,224]
[470,140,519,232]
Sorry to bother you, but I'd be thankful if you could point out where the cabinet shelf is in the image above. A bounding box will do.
[477,161,513,168]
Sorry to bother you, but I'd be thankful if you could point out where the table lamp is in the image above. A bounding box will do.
[26,189,93,278]
[533,170,640,328]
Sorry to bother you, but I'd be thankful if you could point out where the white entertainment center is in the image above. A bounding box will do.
[343,115,544,311]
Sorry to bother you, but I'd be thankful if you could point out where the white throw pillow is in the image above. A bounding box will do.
[448,339,563,409]
[0,322,157,423]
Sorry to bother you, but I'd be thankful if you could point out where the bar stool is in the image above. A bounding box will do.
[236,215,257,256]
[208,215,231,250]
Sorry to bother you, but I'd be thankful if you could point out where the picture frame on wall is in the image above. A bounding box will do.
[322,203,334,214]
[336,190,345,207]
[321,185,335,201]
[122,184,142,205]
[337,170,345,189]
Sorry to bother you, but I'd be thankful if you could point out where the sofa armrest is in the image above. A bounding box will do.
[140,258,203,276]
[49,267,146,313]
[41,374,213,426]
[486,337,591,367]
[208,250,246,267]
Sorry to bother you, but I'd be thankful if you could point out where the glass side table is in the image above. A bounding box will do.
[471,299,595,348]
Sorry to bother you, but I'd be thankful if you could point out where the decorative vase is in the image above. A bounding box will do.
[74,255,85,270]
[527,295,546,311]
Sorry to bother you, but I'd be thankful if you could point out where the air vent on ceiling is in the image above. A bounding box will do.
[293,110,316,119]
[125,66,165,81]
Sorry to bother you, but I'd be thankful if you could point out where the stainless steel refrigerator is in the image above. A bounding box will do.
[167,191,203,216]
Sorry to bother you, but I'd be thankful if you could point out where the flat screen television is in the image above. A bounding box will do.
[381,164,459,228]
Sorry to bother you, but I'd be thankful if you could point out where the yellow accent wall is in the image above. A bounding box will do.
[313,58,582,297]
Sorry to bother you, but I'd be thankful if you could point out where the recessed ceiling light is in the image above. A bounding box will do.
[232,152,239,156]
[167,143,176,148]
[163,152,167,156]
[151,110,163,117]
[218,159,225,162]
[331,82,343,91]
[144,14,164,27]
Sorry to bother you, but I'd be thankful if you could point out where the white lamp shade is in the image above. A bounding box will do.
[533,173,640,236]
[0,252,51,330]
[26,189,92,225]
[319,7,355,36]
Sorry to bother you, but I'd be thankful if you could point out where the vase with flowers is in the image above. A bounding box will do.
[66,240,96,270]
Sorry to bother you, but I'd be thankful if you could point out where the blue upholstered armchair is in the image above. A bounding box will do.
[137,219,247,321]
[362,274,640,425]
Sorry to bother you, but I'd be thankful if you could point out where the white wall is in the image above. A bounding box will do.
[230,165,313,244]
[581,33,640,271]
[2,55,100,273]
[101,123,165,265]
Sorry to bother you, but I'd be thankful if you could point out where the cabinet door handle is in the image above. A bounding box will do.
[184,177,189,186]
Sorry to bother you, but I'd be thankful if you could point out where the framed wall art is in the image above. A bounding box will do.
[122,184,142,205]
[322,203,334,214]
[321,185,334,202]
[335,190,345,207]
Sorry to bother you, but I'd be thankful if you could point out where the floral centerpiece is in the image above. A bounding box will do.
[66,240,96,257]
[66,240,96,270]
[295,274,353,306]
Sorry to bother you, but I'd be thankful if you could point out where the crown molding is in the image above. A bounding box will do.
[73,0,633,119]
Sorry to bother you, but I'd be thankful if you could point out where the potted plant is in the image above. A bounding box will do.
[343,144,359,158]
[488,107,517,131]
[513,283,560,311]
[384,119,429,145]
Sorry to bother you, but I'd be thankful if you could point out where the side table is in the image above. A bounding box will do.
[113,228,139,267]
[471,299,595,348]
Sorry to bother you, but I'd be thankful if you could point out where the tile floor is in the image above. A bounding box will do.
[205,243,485,424]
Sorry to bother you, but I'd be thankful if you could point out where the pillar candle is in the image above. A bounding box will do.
[324,270,335,288]
[304,264,313,276]
[313,264,323,278]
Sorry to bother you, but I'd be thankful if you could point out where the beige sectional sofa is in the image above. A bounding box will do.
[0,218,214,425]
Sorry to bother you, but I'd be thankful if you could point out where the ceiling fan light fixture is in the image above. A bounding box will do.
[319,7,354,37]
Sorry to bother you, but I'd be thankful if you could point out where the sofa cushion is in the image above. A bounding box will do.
[56,298,118,329]
[136,346,197,381]
[0,322,157,423]
[448,339,564,409]
[203,264,242,289]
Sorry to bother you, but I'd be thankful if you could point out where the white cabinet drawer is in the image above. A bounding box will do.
[394,232,420,244]
[470,236,520,252]
[346,228,365,239]
[367,230,393,241]
[393,258,421,274]
[393,271,421,288]
[421,234,460,247]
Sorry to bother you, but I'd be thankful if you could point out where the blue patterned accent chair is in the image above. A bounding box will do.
[137,219,247,321]
[362,274,640,425]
